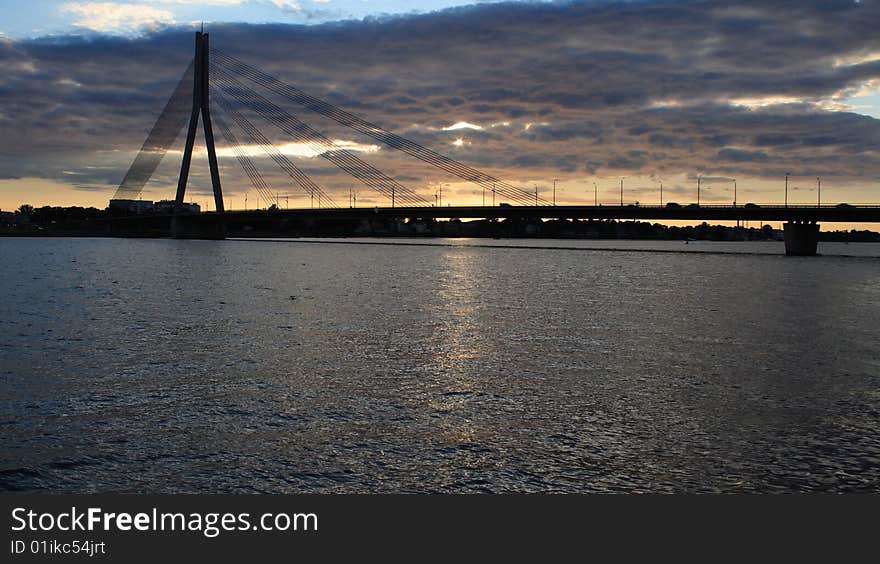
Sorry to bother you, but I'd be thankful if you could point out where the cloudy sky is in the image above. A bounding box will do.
[1,0,879,212]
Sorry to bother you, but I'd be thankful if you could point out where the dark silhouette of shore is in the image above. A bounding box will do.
[3,204,880,242]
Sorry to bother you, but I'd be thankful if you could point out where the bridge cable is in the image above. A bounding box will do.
[218,61,538,206]
[215,78,419,209]
[213,89,338,208]
[211,51,538,205]
[212,109,280,207]
[211,49,549,206]
[212,68,428,207]
[114,60,195,200]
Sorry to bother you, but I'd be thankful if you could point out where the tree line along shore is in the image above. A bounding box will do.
[2,204,879,242]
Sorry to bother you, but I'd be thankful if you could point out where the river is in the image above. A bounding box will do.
[1,237,878,492]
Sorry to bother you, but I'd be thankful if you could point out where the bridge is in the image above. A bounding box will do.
[214,204,880,222]
[112,32,880,255]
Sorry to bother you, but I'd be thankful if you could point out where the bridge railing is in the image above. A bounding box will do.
[644,203,880,208]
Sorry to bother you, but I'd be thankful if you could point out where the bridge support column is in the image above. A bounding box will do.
[176,31,224,211]
[783,221,819,256]
[171,214,227,240]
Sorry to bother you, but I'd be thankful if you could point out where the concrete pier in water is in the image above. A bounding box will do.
[783,221,819,256]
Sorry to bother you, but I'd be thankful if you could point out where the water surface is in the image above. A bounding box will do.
[1,237,878,492]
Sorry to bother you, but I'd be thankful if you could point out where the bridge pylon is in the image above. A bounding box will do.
[176,31,223,213]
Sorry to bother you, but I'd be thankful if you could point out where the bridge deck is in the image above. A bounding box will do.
[210,204,880,223]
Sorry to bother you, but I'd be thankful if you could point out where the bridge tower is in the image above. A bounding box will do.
[170,31,227,239]
[176,31,223,211]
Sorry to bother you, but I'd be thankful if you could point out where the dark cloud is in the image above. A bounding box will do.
[718,148,770,162]
[0,0,879,205]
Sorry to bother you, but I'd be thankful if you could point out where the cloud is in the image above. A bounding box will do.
[269,0,302,10]
[61,2,176,33]
[442,122,484,131]
[151,1,248,4]
[1,0,879,207]
[215,139,379,158]
[717,148,770,163]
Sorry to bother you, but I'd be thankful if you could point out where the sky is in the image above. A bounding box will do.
[1,0,879,216]
[0,1,516,38]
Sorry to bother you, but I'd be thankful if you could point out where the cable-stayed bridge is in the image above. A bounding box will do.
[113,32,880,255]
[116,32,549,210]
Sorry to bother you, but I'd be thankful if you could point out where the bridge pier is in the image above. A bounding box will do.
[783,221,819,256]
[171,213,227,240]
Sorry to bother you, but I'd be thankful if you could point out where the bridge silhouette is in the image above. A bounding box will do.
[113,32,880,255]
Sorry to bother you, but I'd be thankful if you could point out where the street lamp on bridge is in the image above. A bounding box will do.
[785,173,790,208]
[697,174,701,206]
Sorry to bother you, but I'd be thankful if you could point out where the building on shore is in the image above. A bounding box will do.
[154,200,200,214]
[109,199,154,214]
[109,199,201,214]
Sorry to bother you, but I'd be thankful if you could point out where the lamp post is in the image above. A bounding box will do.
[733,179,737,207]
[697,175,701,206]
[620,177,624,206]
[785,173,789,208]
[594,182,598,206]
[553,178,558,206]
[660,182,663,207]
[817,176,821,208]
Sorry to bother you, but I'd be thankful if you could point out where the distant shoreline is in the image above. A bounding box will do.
[3,231,880,241]
[5,205,880,242]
